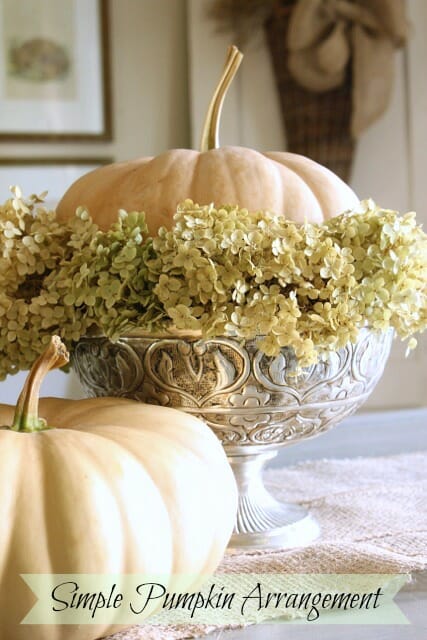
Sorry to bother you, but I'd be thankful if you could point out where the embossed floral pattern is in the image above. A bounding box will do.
[229,384,271,409]
[74,329,392,447]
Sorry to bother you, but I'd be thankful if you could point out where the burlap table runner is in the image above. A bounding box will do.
[106,451,427,639]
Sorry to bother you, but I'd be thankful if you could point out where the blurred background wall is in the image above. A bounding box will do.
[0,0,425,410]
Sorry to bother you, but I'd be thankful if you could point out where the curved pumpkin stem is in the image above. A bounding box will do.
[11,336,69,432]
[200,45,244,152]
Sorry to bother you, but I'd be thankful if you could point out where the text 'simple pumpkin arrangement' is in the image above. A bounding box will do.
[0,44,426,639]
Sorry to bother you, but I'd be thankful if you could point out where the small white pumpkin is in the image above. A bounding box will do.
[0,337,237,640]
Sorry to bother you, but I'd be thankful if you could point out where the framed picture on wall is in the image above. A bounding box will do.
[0,157,112,209]
[0,0,111,141]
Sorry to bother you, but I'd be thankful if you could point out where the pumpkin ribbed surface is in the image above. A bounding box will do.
[0,397,237,640]
[56,147,359,234]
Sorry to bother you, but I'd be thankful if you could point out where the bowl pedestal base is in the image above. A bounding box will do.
[227,450,320,549]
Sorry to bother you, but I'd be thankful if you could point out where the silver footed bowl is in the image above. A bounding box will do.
[72,328,392,549]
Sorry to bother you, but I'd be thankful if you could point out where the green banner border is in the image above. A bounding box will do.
[21,572,410,626]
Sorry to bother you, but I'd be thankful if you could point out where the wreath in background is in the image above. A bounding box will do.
[209,0,409,181]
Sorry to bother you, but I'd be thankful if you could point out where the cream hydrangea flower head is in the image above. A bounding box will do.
[0,191,426,379]
[0,188,94,377]
[145,200,427,365]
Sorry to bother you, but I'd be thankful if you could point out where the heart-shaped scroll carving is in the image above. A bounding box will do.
[143,338,251,406]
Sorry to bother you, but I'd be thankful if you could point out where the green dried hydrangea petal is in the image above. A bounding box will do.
[143,199,427,366]
[0,190,426,378]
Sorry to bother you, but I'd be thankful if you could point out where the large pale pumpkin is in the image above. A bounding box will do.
[0,337,237,640]
[57,46,358,235]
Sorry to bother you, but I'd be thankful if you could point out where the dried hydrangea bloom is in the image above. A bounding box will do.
[0,188,93,379]
[0,191,426,377]
[145,200,427,366]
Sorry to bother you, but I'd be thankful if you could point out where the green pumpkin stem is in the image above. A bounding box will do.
[11,336,69,432]
[200,45,243,152]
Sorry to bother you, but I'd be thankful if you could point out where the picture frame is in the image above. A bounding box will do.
[0,157,112,209]
[0,0,112,141]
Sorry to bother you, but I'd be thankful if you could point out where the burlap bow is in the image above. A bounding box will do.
[287,0,409,136]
